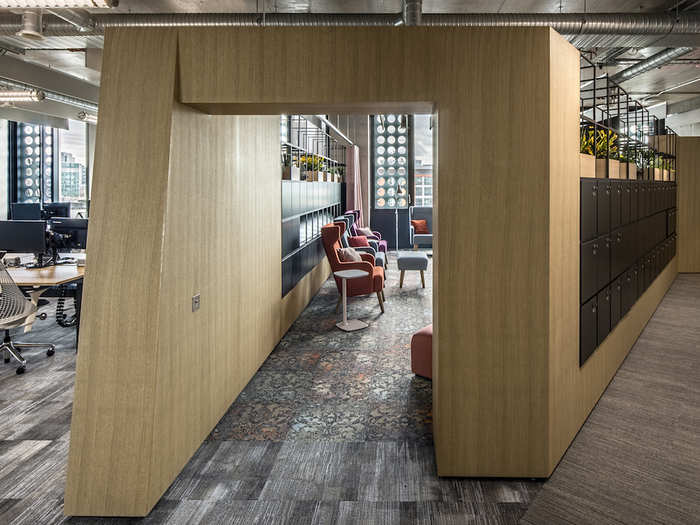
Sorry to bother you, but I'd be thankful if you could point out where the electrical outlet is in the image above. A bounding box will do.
[192,293,200,312]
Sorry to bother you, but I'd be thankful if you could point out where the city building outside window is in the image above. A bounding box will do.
[413,114,433,207]
[58,121,88,217]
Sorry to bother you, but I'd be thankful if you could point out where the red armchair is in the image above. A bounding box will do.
[321,223,385,314]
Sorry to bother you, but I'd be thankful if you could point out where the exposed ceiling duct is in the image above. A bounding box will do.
[0,77,98,111]
[16,11,43,39]
[0,12,699,36]
[403,0,422,27]
[609,47,694,83]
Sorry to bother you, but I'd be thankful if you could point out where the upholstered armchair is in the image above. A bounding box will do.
[409,206,433,249]
[333,218,386,270]
[343,212,389,265]
[321,223,385,313]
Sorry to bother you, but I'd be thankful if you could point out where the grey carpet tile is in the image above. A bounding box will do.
[0,266,697,525]
[522,274,700,525]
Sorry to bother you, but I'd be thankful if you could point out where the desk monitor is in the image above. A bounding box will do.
[0,220,47,253]
[10,203,41,220]
[43,202,71,219]
[49,218,88,250]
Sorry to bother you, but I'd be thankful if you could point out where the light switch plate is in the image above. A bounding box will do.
[192,293,200,312]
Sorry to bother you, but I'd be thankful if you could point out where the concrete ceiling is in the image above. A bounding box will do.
[1,0,699,133]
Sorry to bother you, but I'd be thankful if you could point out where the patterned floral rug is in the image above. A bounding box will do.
[208,251,434,445]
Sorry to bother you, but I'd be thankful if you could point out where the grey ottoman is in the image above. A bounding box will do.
[397,252,429,288]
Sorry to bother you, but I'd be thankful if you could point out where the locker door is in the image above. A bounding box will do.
[630,181,639,222]
[597,234,611,293]
[621,270,634,317]
[638,260,647,295]
[671,183,677,209]
[639,182,647,218]
[611,229,624,280]
[581,178,597,242]
[597,286,611,346]
[610,276,622,332]
[597,180,611,235]
[610,180,622,231]
[580,296,598,366]
[620,180,631,226]
[671,209,677,235]
[581,239,599,304]
[644,254,653,290]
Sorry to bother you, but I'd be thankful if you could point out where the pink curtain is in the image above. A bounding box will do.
[345,145,367,226]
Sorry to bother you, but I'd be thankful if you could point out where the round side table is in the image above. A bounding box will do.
[334,269,369,331]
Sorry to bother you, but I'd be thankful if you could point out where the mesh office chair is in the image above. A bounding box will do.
[0,261,55,374]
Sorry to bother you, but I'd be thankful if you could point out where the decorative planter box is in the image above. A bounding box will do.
[670,170,676,181]
[595,158,619,179]
[282,165,301,181]
[579,154,595,179]
[663,169,669,181]
[654,168,662,181]
[622,162,638,180]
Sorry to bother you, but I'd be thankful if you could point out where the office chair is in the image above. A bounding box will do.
[0,261,55,374]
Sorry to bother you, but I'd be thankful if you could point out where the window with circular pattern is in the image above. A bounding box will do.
[372,115,409,209]
[16,123,54,203]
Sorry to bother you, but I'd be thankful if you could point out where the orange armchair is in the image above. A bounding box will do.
[321,223,385,313]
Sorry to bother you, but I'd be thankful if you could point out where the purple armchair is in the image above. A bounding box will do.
[344,210,389,266]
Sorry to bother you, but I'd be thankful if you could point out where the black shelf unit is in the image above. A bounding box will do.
[281,180,344,297]
[579,55,678,367]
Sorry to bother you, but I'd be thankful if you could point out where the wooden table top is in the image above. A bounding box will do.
[8,264,85,287]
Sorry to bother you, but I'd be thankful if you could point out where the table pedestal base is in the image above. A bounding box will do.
[336,319,368,332]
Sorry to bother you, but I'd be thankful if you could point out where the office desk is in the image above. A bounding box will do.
[8,265,85,287]
[7,264,85,348]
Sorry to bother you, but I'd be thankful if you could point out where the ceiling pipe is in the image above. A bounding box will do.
[403,0,422,26]
[0,12,699,35]
[0,77,98,111]
[609,47,694,83]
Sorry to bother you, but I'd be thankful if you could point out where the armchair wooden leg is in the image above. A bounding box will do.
[399,270,405,288]
[376,291,385,313]
[380,289,385,302]
[420,270,425,288]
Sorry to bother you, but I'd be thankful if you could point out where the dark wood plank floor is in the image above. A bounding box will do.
[0,266,697,524]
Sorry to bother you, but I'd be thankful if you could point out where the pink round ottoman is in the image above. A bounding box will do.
[411,324,432,379]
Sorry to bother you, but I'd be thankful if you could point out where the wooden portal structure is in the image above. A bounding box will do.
[65,27,693,516]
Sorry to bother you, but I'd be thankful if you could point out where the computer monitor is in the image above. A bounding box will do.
[10,203,41,220]
[49,218,88,250]
[43,202,71,219]
[0,220,47,253]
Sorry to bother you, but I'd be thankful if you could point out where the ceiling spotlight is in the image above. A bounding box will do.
[0,89,46,102]
[2,1,117,7]
[16,11,43,40]
[77,111,98,124]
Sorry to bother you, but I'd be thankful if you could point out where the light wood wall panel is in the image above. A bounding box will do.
[150,106,281,504]
[68,26,678,517]
[678,137,700,272]
[65,28,178,517]
[176,26,560,477]
[65,29,323,517]
[546,31,582,472]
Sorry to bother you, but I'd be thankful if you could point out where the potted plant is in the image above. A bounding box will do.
[619,152,637,180]
[282,152,301,181]
[594,129,619,179]
[579,128,596,179]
